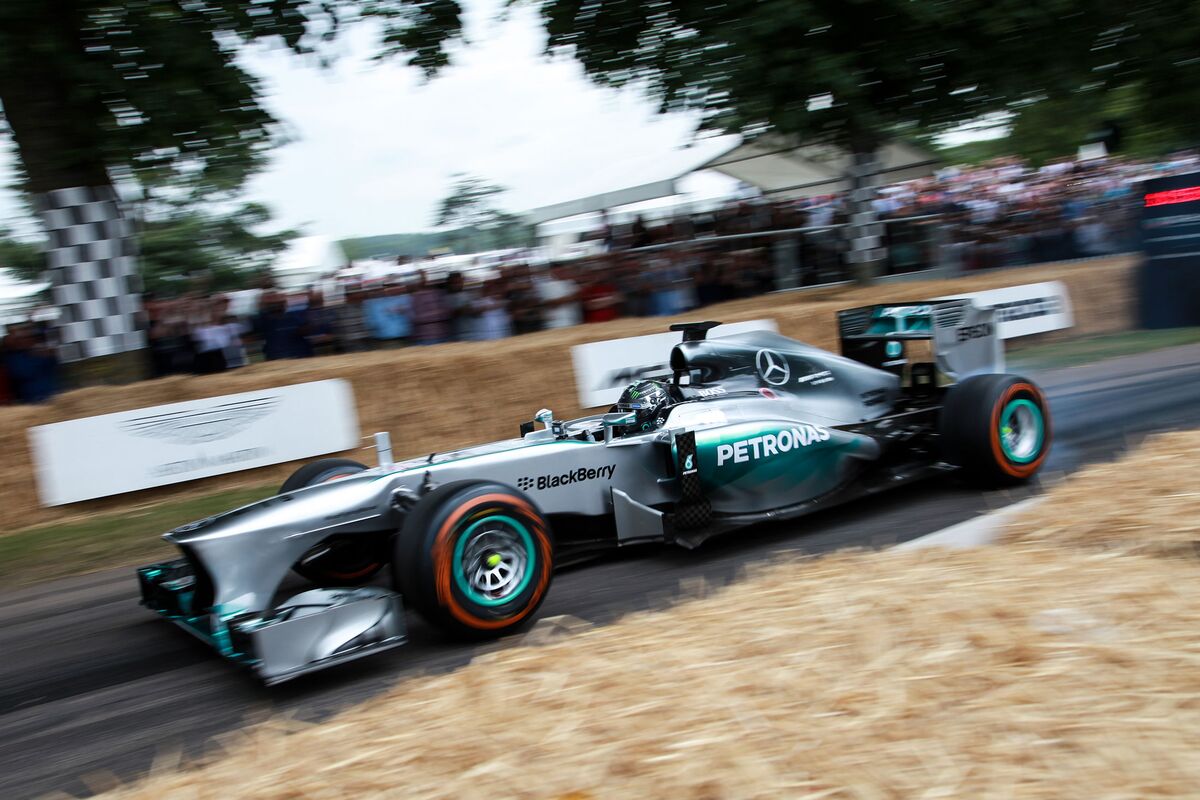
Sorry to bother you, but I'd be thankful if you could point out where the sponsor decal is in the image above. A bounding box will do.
[598,364,670,392]
[517,464,616,491]
[29,379,357,506]
[696,385,727,398]
[150,447,268,477]
[121,397,278,445]
[715,424,831,466]
[990,298,1063,324]
[1144,186,1200,207]
[955,322,994,342]
[798,369,834,386]
[755,349,791,386]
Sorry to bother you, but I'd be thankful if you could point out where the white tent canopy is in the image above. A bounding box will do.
[524,135,739,227]
[272,235,347,290]
[700,136,940,198]
[526,179,681,227]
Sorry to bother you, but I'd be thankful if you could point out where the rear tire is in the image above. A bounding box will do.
[940,374,1051,486]
[281,458,388,586]
[395,480,554,639]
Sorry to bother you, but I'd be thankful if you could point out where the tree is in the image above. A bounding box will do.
[534,0,1200,278]
[138,202,297,296]
[0,1,463,198]
[433,174,532,253]
[0,0,464,367]
[0,230,45,285]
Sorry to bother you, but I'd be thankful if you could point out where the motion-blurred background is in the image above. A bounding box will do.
[0,0,1198,401]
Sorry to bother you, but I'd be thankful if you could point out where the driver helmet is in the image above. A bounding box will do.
[614,379,672,432]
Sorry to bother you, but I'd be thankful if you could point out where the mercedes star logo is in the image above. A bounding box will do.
[755,349,791,386]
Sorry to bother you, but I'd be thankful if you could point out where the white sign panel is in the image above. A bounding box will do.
[29,379,359,506]
[939,281,1073,339]
[571,320,779,408]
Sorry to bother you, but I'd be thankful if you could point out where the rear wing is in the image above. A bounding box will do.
[836,299,1003,383]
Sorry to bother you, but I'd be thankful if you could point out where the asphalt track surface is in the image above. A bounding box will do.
[3,344,1200,800]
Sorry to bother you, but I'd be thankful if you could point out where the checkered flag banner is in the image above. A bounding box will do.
[35,186,145,363]
[845,152,886,266]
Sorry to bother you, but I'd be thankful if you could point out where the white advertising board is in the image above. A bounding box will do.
[571,319,778,408]
[29,379,359,506]
[939,280,1073,339]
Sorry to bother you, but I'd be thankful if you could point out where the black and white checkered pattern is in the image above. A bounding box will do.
[845,153,886,266]
[34,186,145,362]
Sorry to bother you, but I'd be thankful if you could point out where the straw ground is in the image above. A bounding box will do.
[99,424,1200,800]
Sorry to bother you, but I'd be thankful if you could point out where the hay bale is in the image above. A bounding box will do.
[98,544,1200,800]
[1,256,1136,533]
[1005,429,1200,557]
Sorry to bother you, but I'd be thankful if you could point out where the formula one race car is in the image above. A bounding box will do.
[139,298,1050,683]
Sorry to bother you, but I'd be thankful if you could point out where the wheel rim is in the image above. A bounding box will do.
[999,398,1044,464]
[452,514,536,607]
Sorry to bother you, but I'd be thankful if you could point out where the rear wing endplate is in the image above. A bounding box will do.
[836,299,1003,383]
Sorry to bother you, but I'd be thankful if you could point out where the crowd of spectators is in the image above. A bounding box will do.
[0,319,60,404]
[589,152,1198,274]
[127,247,787,378]
[2,150,1196,404]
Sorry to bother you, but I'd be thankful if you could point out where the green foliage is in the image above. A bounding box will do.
[340,232,447,260]
[434,174,507,229]
[933,139,1011,167]
[0,0,465,196]
[341,218,534,261]
[534,0,1200,153]
[434,174,533,253]
[138,202,297,296]
[0,230,44,284]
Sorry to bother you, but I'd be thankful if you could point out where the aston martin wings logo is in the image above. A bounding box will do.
[120,397,278,445]
[755,349,791,386]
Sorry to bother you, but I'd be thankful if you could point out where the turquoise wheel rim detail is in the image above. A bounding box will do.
[999,398,1044,464]
[452,513,536,607]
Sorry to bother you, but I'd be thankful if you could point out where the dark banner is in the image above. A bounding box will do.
[1139,171,1200,328]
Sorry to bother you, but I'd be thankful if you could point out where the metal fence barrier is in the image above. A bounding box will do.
[621,209,1139,294]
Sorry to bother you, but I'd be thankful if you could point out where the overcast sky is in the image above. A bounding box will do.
[0,0,737,241]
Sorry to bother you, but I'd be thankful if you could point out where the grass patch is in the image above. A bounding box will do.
[1009,327,1200,370]
[0,485,274,588]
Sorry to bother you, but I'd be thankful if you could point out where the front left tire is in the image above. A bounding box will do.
[394,480,555,639]
[281,458,389,586]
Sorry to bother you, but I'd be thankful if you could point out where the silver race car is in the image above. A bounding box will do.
[138,299,1051,683]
